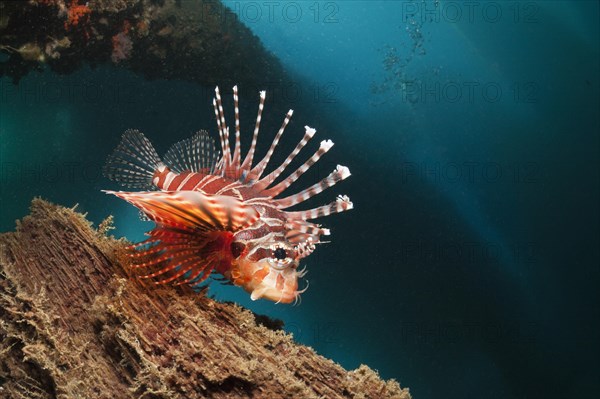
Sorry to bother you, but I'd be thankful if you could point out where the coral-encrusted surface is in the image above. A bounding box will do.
[0,199,411,399]
[0,0,285,86]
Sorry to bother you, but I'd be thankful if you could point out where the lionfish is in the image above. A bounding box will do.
[103,86,353,304]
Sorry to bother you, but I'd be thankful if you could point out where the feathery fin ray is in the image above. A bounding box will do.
[163,130,219,174]
[103,129,163,189]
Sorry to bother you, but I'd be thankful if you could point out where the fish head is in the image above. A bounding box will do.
[229,235,308,304]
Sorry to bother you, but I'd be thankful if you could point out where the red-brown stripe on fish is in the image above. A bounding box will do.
[103,86,353,304]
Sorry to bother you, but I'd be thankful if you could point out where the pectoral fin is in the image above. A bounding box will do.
[104,190,260,233]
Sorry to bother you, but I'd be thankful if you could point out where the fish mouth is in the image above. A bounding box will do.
[232,257,308,304]
[248,271,310,304]
[247,269,299,304]
[250,286,297,303]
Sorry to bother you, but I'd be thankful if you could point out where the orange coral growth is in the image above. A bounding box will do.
[111,20,133,63]
[136,20,149,36]
[64,0,91,31]
[122,20,131,34]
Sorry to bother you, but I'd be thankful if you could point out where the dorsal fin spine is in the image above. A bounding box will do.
[250,108,293,179]
[241,90,266,171]
[254,125,316,192]
[274,165,351,208]
[214,86,231,173]
[213,97,227,175]
[263,139,334,197]
[232,85,242,175]
[285,195,354,220]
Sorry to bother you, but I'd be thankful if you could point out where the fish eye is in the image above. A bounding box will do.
[266,244,295,269]
[273,247,287,260]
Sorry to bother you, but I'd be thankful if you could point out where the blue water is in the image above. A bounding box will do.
[1,1,599,398]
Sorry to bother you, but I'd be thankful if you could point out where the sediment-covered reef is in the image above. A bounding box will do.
[0,0,285,86]
[0,199,411,399]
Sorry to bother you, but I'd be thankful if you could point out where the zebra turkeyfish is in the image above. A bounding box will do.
[103,86,353,304]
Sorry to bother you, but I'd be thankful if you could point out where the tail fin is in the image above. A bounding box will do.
[103,129,163,189]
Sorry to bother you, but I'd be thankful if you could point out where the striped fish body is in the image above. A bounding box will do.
[103,86,353,304]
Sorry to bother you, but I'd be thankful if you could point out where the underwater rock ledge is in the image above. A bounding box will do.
[0,0,285,86]
[0,198,411,399]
